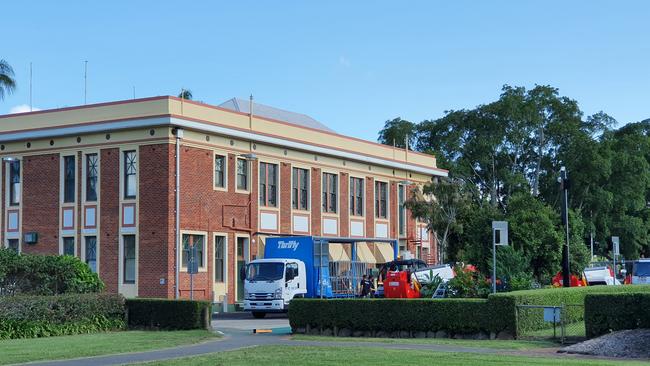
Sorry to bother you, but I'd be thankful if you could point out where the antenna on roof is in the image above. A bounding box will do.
[133,86,136,99]
[249,94,254,152]
[29,62,33,112]
[84,60,88,105]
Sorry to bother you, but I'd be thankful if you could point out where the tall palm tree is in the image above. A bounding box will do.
[0,59,16,101]
[178,89,192,100]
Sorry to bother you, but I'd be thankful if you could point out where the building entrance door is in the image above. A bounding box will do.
[236,236,249,302]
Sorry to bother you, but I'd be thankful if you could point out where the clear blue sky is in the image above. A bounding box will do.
[3,1,649,141]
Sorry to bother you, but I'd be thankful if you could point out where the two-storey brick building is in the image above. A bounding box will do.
[0,96,447,303]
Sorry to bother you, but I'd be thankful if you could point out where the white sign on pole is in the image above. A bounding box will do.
[612,236,620,256]
[492,221,508,246]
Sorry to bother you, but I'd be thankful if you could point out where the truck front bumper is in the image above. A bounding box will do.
[243,299,287,312]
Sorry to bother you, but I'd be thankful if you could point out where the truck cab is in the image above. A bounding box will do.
[243,258,307,318]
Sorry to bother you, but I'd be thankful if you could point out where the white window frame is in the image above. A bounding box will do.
[292,166,310,211]
[235,158,250,193]
[180,230,208,272]
[213,152,228,191]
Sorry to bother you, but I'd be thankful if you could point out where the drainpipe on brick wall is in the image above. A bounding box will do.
[174,128,184,299]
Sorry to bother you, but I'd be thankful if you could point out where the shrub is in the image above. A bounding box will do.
[126,298,211,330]
[289,298,511,335]
[0,293,125,339]
[585,292,650,338]
[446,265,491,298]
[490,285,650,336]
[0,248,104,295]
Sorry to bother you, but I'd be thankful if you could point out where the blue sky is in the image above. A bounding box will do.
[2,1,649,141]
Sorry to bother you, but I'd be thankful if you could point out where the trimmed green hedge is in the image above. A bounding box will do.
[0,248,104,295]
[126,298,211,330]
[490,285,650,336]
[585,292,650,338]
[289,286,650,338]
[0,293,125,339]
[289,298,510,335]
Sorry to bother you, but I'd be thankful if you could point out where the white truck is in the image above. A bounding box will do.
[243,259,307,318]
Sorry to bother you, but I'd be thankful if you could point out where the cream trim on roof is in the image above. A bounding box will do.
[0,96,447,177]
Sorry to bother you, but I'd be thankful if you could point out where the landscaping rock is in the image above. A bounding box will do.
[375,330,388,338]
[338,328,352,337]
[352,330,364,337]
[435,330,448,338]
[453,333,464,339]
[560,329,650,359]
[321,328,333,336]
[399,331,411,338]
[414,331,427,338]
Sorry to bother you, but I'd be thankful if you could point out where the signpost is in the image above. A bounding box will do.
[492,221,508,293]
[612,236,619,283]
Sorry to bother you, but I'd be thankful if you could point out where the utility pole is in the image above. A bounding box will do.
[559,167,571,287]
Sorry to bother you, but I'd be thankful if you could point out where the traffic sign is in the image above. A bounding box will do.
[492,221,508,246]
[612,236,620,256]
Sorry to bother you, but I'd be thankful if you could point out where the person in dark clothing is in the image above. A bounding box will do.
[368,274,376,297]
[359,275,372,297]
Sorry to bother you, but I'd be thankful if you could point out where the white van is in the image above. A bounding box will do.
[583,266,619,286]
[631,259,650,285]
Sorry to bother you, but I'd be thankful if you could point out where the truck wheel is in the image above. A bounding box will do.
[252,312,266,319]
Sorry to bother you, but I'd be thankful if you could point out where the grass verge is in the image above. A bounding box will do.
[0,330,218,365]
[291,334,557,350]
[142,345,647,366]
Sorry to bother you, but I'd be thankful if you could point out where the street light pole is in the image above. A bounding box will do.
[559,167,571,287]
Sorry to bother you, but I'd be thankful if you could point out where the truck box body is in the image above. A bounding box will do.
[264,236,333,298]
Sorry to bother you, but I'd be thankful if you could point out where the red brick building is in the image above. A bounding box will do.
[0,96,447,303]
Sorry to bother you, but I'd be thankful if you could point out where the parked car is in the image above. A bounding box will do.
[583,266,620,286]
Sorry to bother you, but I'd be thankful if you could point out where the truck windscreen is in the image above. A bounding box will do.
[633,262,650,277]
[247,262,285,281]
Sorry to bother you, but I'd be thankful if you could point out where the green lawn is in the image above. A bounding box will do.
[0,330,218,365]
[292,334,557,350]
[143,345,647,366]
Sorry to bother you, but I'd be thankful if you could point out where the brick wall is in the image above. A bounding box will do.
[339,172,349,237]
[365,176,374,237]
[138,144,173,298]
[280,162,291,233]
[100,148,120,293]
[22,154,59,255]
[311,167,321,236]
[176,146,257,301]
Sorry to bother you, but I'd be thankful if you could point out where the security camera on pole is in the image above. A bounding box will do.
[492,221,508,293]
[558,167,571,287]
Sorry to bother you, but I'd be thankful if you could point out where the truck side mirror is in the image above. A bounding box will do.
[239,265,246,281]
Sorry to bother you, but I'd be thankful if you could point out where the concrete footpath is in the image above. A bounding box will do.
[20,313,565,366]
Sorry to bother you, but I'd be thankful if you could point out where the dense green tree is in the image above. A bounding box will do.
[178,89,193,100]
[0,59,16,101]
[377,117,416,149]
[389,84,639,282]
